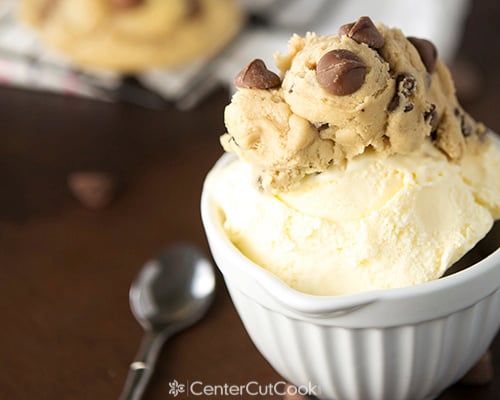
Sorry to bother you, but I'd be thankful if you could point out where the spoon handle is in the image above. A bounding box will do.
[119,330,168,400]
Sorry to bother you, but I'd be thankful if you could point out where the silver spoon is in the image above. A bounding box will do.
[119,243,216,400]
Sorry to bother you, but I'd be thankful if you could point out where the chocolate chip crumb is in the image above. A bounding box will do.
[424,104,436,120]
[387,94,400,112]
[316,49,366,96]
[424,104,438,130]
[397,73,416,96]
[338,16,384,49]
[404,103,414,112]
[388,73,416,112]
[256,175,264,192]
[407,36,438,72]
[234,59,281,89]
[229,135,239,147]
[430,130,438,141]
[453,107,473,137]
[461,115,473,137]
[462,126,472,137]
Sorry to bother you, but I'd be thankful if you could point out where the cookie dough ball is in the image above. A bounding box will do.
[278,32,394,160]
[223,87,336,192]
[20,0,243,72]
[223,16,486,192]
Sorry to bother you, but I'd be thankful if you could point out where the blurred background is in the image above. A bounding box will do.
[0,0,482,108]
[1,1,500,399]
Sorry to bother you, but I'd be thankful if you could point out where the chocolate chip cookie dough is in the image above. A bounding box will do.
[20,0,243,72]
[222,16,486,193]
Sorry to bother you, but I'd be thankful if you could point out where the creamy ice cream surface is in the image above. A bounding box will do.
[208,17,500,295]
[210,140,499,295]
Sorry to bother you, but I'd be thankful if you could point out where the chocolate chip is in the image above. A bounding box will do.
[67,171,116,210]
[110,0,143,8]
[316,49,366,96]
[234,59,281,89]
[408,37,438,72]
[338,16,384,49]
[338,23,354,37]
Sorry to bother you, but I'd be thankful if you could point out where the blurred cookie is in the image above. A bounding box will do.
[21,0,243,72]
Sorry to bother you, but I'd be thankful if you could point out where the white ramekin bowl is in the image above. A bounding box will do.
[201,153,500,400]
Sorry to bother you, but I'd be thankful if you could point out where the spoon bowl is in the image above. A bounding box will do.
[129,244,215,332]
[120,243,216,400]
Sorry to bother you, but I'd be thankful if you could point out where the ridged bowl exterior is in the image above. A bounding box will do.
[201,152,500,400]
[226,283,500,400]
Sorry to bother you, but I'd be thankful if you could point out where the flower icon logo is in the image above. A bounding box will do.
[168,379,186,397]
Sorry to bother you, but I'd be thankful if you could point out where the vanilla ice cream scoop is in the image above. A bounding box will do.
[209,138,500,295]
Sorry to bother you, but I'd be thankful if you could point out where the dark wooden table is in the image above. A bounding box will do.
[1,2,500,399]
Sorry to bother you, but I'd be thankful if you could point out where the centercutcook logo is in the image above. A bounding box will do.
[169,380,186,397]
[167,379,319,397]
